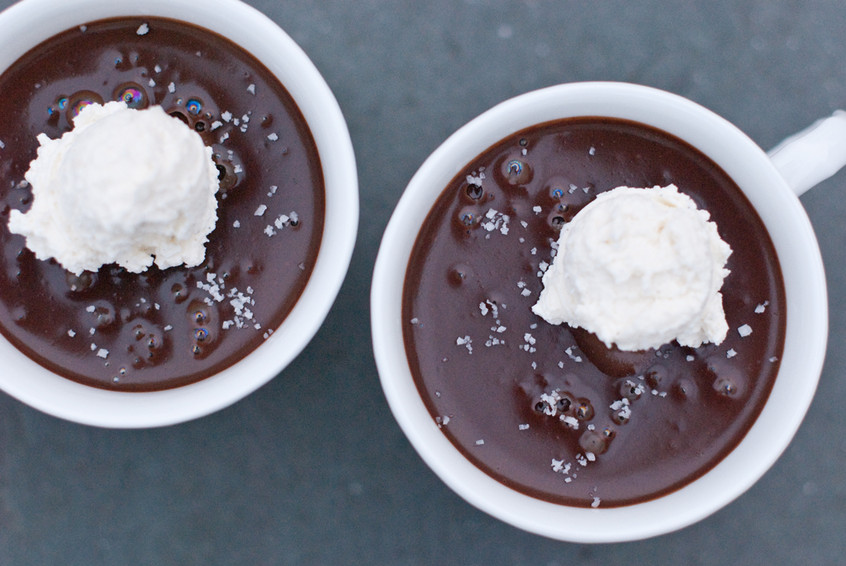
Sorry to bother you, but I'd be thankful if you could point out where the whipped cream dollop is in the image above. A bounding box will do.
[8,101,219,275]
[532,184,732,351]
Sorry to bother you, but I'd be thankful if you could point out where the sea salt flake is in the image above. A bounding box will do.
[154,64,162,73]
[727,348,737,358]
[589,146,596,156]
[67,329,76,338]
[738,324,753,337]
[96,348,109,359]
[233,220,241,228]
[148,78,156,87]
[264,226,276,237]
[85,305,96,313]
[267,185,278,196]
[475,439,485,446]
[247,83,256,95]
[136,23,150,36]
[456,335,473,354]
[561,415,580,430]
[532,205,542,214]
[518,424,530,431]
[222,111,233,122]
[755,301,769,314]
[565,346,582,363]
[267,132,279,141]
[686,355,695,362]
[591,497,601,508]
[585,452,596,462]
[167,82,176,93]
[254,204,267,216]
[211,120,223,131]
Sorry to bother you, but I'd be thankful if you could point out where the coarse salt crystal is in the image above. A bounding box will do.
[136,23,149,36]
[727,348,737,358]
[475,439,485,446]
[267,133,279,141]
[254,204,267,216]
[738,324,753,337]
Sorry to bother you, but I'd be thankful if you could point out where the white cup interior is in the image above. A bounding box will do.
[0,0,358,428]
[371,81,827,542]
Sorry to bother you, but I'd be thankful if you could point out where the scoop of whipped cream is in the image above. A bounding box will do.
[8,100,219,275]
[532,184,732,351]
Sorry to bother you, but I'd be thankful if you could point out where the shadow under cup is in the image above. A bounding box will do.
[371,82,827,542]
[0,0,358,428]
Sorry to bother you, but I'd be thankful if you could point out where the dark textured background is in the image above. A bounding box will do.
[1,1,844,564]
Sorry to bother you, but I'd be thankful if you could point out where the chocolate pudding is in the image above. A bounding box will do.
[0,18,324,391]
[402,118,785,508]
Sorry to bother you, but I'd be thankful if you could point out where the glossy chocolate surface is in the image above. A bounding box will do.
[0,18,324,391]
[403,118,785,507]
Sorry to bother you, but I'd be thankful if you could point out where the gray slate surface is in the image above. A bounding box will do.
[0,1,844,564]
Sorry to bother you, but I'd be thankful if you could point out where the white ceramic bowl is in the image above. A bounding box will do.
[371,82,828,542]
[0,0,358,428]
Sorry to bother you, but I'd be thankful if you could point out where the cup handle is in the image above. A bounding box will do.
[767,110,846,197]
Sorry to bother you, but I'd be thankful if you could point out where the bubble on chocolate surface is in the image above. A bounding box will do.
[672,378,698,401]
[171,282,189,304]
[113,82,147,109]
[186,98,203,115]
[579,428,611,454]
[66,271,97,293]
[447,264,471,287]
[456,206,481,231]
[501,158,533,186]
[644,364,667,389]
[66,90,104,120]
[713,376,740,398]
[89,300,116,330]
[575,398,594,421]
[465,183,484,200]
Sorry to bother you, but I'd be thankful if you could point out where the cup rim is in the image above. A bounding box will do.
[0,0,358,428]
[371,81,827,542]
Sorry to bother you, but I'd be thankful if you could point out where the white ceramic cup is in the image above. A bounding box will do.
[372,82,843,542]
[0,0,358,428]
